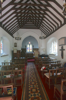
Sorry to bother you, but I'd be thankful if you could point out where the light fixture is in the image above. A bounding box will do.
[39,32,45,39]
[1,0,3,2]
[63,0,66,17]
[15,27,21,40]
[0,0,3,14]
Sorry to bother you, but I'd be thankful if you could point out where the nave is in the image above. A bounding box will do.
[0,57,66,100]
[22,62,49,100]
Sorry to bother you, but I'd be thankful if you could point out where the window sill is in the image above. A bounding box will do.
[1,54,8,57]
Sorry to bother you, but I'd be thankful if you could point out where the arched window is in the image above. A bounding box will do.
[51,41,57,55]
[27,43,33,53]
[0,38,3,54]
[47,37,58,56]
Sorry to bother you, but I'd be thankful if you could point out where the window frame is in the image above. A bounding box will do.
[26,43,33,53]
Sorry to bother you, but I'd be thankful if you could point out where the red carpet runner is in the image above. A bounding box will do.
[22,62,49,100]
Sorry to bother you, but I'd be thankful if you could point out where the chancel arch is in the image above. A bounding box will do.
[20,31,40,49]
[22,35,39,57]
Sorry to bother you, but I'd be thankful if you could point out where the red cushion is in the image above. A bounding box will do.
[43,67,46,70]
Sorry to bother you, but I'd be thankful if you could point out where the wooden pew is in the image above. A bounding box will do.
[13,69,23,87]
[2,70,13,84]
[0,71,2,84]
[0,84,13,100]
[54,79,66,100]
[44,68,64,89]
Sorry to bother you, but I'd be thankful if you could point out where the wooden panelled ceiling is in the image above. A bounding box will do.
[0,0,65,38]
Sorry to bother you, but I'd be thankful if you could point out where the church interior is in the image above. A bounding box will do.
[0,0,66,100]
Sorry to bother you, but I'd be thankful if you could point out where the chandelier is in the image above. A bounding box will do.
[0,0,3,13]
[15,27,21,40]
[39,32,45,39]
[63,0,66,17]
[39,36,45,39]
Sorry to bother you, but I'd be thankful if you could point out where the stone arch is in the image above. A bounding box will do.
[20,31,40,49]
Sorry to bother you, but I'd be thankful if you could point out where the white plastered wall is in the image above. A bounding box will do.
[45,24,66,63]
[13,29,46,54]
[0,27,14,65]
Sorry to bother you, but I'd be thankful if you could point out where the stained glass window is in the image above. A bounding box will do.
[0,39,3,54]
[27,44,32,52]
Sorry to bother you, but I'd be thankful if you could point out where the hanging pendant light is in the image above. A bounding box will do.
[63,0,66,17]
[0,0,3,14]
[14,26,21,40]
[39,32,45,39]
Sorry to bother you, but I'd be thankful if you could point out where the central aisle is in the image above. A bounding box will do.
[22,62,49,100]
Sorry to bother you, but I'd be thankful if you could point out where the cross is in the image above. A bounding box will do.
[60,46,65,59]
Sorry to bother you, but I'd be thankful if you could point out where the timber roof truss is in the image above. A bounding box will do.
[0,0,65,38]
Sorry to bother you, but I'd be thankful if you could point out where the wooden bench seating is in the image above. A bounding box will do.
[2,62,11,66]
[35,57,39,65]
[1,65,12,70]
[0,84,13,99]
[0,70,23,87]
[13,70,23,87]
[13,59,25,64]
[1,63,25,71]
[39,62,61,73]
[54,79,66,100]
[44,68,65,89]
[2,70,13,84]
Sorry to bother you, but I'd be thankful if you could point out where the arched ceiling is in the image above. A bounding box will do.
[0,0,65,38]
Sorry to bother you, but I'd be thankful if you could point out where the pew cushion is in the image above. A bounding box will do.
[44,73,52,78]
[41,66,46,71]
[18,74,22,77]
[44,72,62,78]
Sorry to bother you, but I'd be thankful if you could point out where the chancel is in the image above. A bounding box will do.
[0,0,66,100]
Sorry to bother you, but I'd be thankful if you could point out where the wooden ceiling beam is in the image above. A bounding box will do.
[40,27,51,36]
[18,12,41,26]
[34,1,59,27]
[28,18,39,28]
[41,23,53,32]
[3,10,29,27]
[8,23,18,31]
[10,27,19,34]
[44,16,56,28]
[21,27,38,29]
[13,0,30,28]
[11,3,49,7]
[46,23,65,38]
[1,0,14,11]
[40,25,51,34]
[37,0,62,25]
[29,11,42,26]
[1,7,29,23]
[40,28,47,36]
[1,26,13,37]
[43,20,54,31]
[1,0,25,18]
[20,19,38,28]
[4,18,18,28]
[41,0,62,9]
[30,6,44,24]
[2,16,17,27]
[43,0,64,19]
[32,0,59,28]
[15,0,30,27]
[40,27,49,35]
